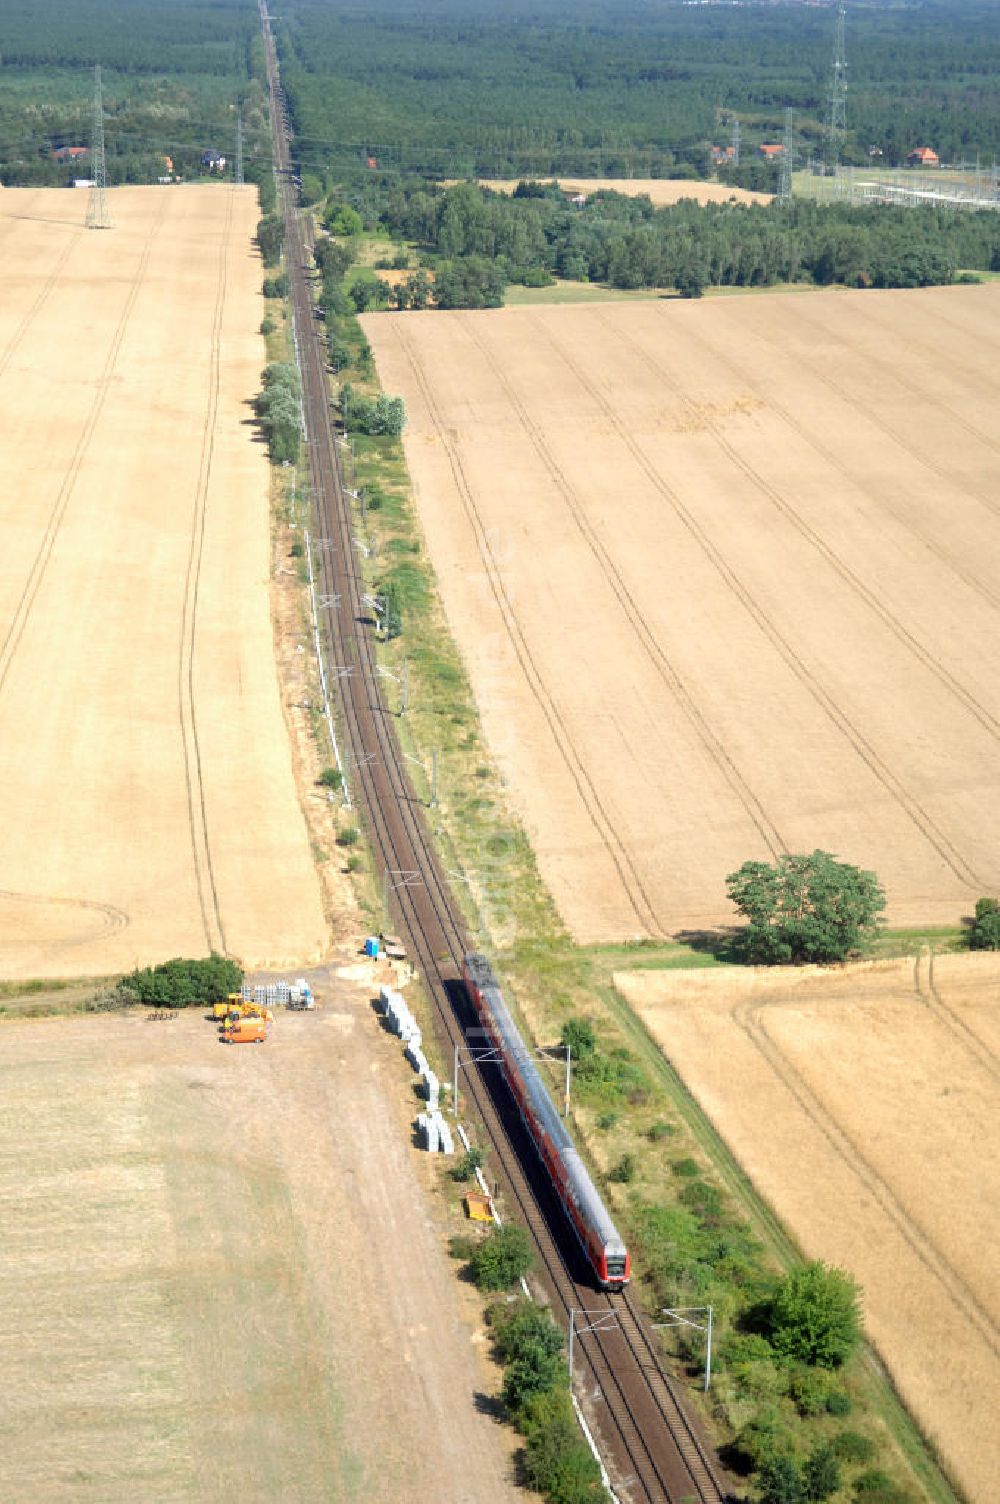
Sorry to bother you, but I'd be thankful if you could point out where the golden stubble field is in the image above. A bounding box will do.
[362,286,1000,940]
[472,177,772,207]
[0,187,327,977]
[616,952,1000,1504]
[0,982,522,1503]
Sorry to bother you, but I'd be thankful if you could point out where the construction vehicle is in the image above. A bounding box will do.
[212,993,246,1021]
[220,1018,268,1045]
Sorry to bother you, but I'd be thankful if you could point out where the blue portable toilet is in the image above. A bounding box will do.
[364,935,380,959]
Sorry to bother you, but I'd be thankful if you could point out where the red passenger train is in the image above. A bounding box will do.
[463,952,630,1290]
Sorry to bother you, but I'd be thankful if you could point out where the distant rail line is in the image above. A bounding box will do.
[258,8,728,1497]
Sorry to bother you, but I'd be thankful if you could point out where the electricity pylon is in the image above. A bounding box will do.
[86,64,112,229]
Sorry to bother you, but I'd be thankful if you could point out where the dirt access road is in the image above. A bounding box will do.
[363,287,1000,940]
[618,952,1000,1503]
[0,977,522,1502]
[0,187,327,978]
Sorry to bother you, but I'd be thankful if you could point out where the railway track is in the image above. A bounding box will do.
[259,11,728,1499]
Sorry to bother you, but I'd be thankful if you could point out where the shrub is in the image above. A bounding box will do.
[853,1470,892,1493]
[260,314,276,335]
[788,1365,836,1417]
[560,1016,596,1059]
[263,272,289,298]
[678,1178,725,1224]
[755,1453,805,1504]
[518,1387,604,1504]
[803,1442,841,1502]
[831,1431,876,1465]
[969,896,1000,949]
[596,1111,618,1131]
[289,539,304,558]
[501,1341,567,1416]
[469,1224,533,1290]
[336,826,359,847]
[340,383,406,436]
[449,1147,485,1182]
[256,213,284,266]
[325,202,363,236]
[768,1261,861,1368]
[318,766,343,791]
[672,1157,701,1178]
[345,854,363,873]
[608,1153,636,1184]
[646,1119,676,1142]
[119,953,242,1008]
[826,1387,851,1417]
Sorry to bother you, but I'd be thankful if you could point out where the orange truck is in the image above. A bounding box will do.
[220,1019,268,1045]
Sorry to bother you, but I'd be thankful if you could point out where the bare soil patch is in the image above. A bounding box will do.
[617,951,1000,1503]
[0,979,521,1502]
[473,177,772,206]
[0,186,328,977]
[362,286,1000,940]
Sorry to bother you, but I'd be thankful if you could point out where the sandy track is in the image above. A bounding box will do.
[0,187,327,977]
[474,177,772,207]
[617,952,1000,1503]
[0,980,520,1502]
[362,287,1000,939]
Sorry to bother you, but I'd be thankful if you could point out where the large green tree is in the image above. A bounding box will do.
[768,1262,861,1369]
[725,850,885,964]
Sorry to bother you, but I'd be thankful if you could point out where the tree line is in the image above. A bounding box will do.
[326,176,1000,305]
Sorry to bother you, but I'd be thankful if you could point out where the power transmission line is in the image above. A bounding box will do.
[827,0,847,174]
[86,64,112,229]
[779,107,794,201]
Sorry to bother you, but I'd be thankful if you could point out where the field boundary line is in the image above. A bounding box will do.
[463,314,787,864]
[607,310,1000,747]
[175,189,234,956]
[658,309,1000,618]
[0,197,170,706]
[534,313,985,893]
[388,319,664,938]
[735,992,1000,1357]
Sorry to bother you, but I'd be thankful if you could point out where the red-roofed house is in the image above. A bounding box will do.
[906,146,939,168]
[757,143,785,159]
[51,146,88,163]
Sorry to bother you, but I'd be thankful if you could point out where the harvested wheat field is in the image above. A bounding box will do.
[0,187,327,978]
[363,286,1000,940]
[617,951,1000,1503]
[0,979,521,1502]
[474,177,772,206]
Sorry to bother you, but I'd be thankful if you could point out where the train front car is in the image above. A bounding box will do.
[462,953,630,1291]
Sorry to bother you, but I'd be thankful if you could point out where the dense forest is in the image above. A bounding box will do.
[275,0,1000,181]
[0,0,267,187]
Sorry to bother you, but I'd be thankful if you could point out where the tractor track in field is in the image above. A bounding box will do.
[176,186,234,956]
[260,7,729,1498]
[0,198,169,707]
[389,319,665,940]
[597,310,1000,747]
[756,299,1000,523]
[0,231,83,384]
[533,314,987,894]
[734,991,1000,1358]
[458,314,787,866]
[915,950,1000,1084]
[653,308,1000,619]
